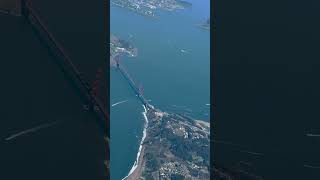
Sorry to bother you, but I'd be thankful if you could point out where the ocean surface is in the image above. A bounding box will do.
[110,0,210,179]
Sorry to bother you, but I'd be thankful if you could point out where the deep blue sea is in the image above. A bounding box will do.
[110,1,210,179]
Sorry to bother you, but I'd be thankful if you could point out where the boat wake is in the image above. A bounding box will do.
[112,99,129,107]
[122,105,148,180]
[180,49,189,54]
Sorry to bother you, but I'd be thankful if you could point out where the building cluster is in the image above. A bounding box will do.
[159,161,190,179]
[111,0,191,17]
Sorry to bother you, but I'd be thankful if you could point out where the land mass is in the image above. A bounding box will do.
[126,108,210,180]
[111,0,192,17]
[125,107,264,180]
[110,34,137,66]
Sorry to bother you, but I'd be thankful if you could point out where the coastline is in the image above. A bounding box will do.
[195,119,210,128]
[122,105,148,180]
[125,145,145,180]
[123,113,210,179]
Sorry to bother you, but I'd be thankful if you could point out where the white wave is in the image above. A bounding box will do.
[5,120,60,141]
[111,99,129,107]
[205,104,210,106]
[122,105,148,180]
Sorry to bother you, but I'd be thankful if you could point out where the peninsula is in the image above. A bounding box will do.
[110,34,138,66]
[125,107,210,180]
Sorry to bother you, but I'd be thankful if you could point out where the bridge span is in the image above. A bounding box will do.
[115,57,153,110]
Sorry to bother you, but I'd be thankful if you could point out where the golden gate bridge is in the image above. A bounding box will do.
[114,56,154,110]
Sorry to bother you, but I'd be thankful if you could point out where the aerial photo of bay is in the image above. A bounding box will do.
[110,0,210,179]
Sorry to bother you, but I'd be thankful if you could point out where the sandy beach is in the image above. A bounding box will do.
[123,105,148,180]
[126,145,145,180]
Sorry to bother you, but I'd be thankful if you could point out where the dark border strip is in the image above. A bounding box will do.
[22,0,109,136]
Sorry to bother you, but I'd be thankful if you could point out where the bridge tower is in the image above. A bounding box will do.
[0,0,25,16]
[115,56,120,68]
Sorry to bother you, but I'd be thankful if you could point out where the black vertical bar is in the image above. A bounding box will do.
[21,0,27,16]
[105,0,110,179]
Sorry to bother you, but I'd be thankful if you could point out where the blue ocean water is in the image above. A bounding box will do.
[111,1,210,179]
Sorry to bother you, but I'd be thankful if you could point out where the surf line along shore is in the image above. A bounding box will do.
[122,105,149,180]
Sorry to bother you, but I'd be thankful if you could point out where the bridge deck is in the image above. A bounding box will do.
[116,61,151,109]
